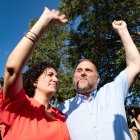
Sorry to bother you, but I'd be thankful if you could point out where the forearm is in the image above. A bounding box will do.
[3,10,53,97]
[6,19,51,75]
[6,36,36,75]
[3,7,67,98]
[118,29,140,69]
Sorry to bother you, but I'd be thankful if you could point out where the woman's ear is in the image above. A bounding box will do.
[33,80,38,88]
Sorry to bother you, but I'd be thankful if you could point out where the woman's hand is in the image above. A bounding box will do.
[38,7,68,26]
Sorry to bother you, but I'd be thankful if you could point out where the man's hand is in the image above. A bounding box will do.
[112,20,127,34]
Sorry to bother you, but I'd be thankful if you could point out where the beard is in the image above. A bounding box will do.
[74,79,95,94]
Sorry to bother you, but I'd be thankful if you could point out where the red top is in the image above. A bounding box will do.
[0,89,2,105]
[0,88,70,140]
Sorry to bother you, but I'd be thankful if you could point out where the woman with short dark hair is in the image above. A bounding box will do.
[0,7,70,140]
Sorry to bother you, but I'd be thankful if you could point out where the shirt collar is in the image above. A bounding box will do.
[76,90,97,101]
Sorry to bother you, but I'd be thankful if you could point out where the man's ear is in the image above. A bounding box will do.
[97,75,100,84]
[97,78,100,84]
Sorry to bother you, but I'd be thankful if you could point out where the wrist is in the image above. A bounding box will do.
[29,19,49,37]
[117,28,129,36]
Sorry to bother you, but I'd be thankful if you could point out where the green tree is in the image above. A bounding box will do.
[25,18,75,103]
[59,0,140,98]
[25,0,140,103]
[28,18,68,69]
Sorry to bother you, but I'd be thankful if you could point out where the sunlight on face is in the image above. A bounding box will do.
[35,67,59,97]
[74,61,99,94]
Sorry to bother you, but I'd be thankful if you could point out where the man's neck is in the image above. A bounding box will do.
[82,93,91,98]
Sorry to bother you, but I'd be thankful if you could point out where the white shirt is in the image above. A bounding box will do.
[58,70,131,140]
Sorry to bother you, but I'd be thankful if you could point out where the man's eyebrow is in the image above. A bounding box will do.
[85,68,93,71]
[76,68,82,70]
[77,67,92,70]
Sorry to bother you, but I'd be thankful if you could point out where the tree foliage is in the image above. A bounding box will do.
[59,0,140,104]
[26,0,140,104]
[27,18,69,68]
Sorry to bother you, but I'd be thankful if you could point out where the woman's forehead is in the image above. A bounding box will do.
[45,67,57,73]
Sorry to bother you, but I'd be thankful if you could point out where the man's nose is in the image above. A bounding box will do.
[81,70,86,76]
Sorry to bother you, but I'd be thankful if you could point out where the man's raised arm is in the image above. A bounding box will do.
[112,20,140,87]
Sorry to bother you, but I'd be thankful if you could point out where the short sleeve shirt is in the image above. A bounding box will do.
[0,88,70,140]
[58,70,131,140]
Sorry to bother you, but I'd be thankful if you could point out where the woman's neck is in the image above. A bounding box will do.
[33,92,50,110]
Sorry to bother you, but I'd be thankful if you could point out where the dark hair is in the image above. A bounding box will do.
[23,61,55,97]
[125,106,140,128]
[0,77,4,88]
[75,59,98,72]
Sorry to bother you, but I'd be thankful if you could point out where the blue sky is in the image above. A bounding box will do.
[0,0,61,77]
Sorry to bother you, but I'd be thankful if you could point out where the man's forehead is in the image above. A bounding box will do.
[76,61,96,69]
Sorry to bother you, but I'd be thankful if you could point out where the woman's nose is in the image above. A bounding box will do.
[53,76,59,82]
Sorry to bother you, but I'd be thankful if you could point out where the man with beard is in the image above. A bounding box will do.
[58,20,140,140]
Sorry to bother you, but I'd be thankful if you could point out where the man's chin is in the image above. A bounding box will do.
[76,87,94,94]
[77,88,87,94]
